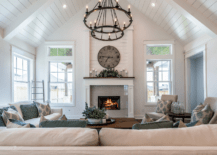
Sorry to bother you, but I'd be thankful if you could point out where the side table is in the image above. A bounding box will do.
[168,112,191,123]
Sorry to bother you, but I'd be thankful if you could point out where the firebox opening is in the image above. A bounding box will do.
[98,96,120,110]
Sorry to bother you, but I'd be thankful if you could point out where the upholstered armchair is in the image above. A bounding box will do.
[146,95,178,120]
[204,97,217,124]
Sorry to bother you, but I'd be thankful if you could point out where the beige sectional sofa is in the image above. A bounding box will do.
[0,125,217,155]
[3,101,63,128]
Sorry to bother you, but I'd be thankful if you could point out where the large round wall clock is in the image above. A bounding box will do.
[98,46,121,69]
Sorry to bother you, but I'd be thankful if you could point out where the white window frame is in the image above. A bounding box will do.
[11,46,35,103]
[45,41,76,107]
[144,40,175,105]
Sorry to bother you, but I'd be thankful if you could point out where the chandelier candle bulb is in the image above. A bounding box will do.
[116,0,119,7]
[99,0,102,7]
[86,5,88,12]
[94,20,97,27]
[83,0,133,41]
[128,5,131,12]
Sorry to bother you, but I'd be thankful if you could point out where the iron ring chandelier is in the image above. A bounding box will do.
[84,0,133,41]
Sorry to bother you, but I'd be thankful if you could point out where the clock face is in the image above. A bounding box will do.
[98,46,120,69]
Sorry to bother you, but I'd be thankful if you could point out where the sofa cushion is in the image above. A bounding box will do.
[39,120,87,128]
[2,108,24,125]
[0,106,17,127]
[156,99,172,114]
[0,128,99,146]
[146,112,165,120]
[6,120,30,128]
[9,119,36,128]
[24,113,61,127]
[59,115,67,121]
[132,121,173,130]
[178,120,202,128]
[34,102,51,117]
[156,114,170,122]
[20,103,38,120]
[141,114,153,124]
[209,111,217,124]
[99,125,217,146]
[173,120,202,128]
[9,102,30,118]
[191,104,214,124]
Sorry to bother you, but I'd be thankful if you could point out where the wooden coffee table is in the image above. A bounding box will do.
[81,118,140,130]
[168,112,191,122]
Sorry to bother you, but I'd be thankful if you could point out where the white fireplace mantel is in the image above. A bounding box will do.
[84,78,134,118]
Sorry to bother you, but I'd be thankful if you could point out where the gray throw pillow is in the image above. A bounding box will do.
[156,99,172,114]
[133,121,173,130]
[34,102,51,117]
[191,104,214,124]
[20,103,38,120]
[39,120,87,128]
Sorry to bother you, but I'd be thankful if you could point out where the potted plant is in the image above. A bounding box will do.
[82,103,106,124]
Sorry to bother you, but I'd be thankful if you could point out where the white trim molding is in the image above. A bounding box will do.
[44,41,76,107]
[184,45,207,112]
[84,79,134,118]
[144,40,176,105]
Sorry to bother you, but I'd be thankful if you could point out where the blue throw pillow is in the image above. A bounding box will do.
[0,106,17,126]
[173,120,199,128]
[20,103,38,120]
[9,119,36,128]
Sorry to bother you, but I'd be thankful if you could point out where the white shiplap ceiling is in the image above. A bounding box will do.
[0,0,216,47]
[127,0,213,45]
[0,0,91,47]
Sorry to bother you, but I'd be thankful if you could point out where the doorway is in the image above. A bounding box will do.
[189,53,204,111]
[185,46,207,112]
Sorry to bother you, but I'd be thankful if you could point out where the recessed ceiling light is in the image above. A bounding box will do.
[63,4,67,9]
[151,3,155,7]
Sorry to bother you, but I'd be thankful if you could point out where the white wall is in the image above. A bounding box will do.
[0,30,36,105]
[36,0,185,118]
[207,38,217,97]
[185,36,217,99]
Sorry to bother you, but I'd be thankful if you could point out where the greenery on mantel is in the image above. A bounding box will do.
[97,68,123,78]
[82,103,106,119]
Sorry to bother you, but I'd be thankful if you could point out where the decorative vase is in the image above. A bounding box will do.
[87,118,101,124]
[101,119,106,124]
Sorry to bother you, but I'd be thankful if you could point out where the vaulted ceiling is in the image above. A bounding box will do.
[0,0,216,47]
[127,0,217,45]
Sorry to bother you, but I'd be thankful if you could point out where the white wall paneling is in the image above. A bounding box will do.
[89,26,134,76]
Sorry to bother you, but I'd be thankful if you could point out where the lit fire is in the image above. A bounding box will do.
[104,99,119,110]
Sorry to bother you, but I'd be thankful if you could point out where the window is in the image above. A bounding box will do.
[146,60,172,103]
[49,48,72,56]
[49,62,73,104]
[147,45,172,55]
[13,56,30,102]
